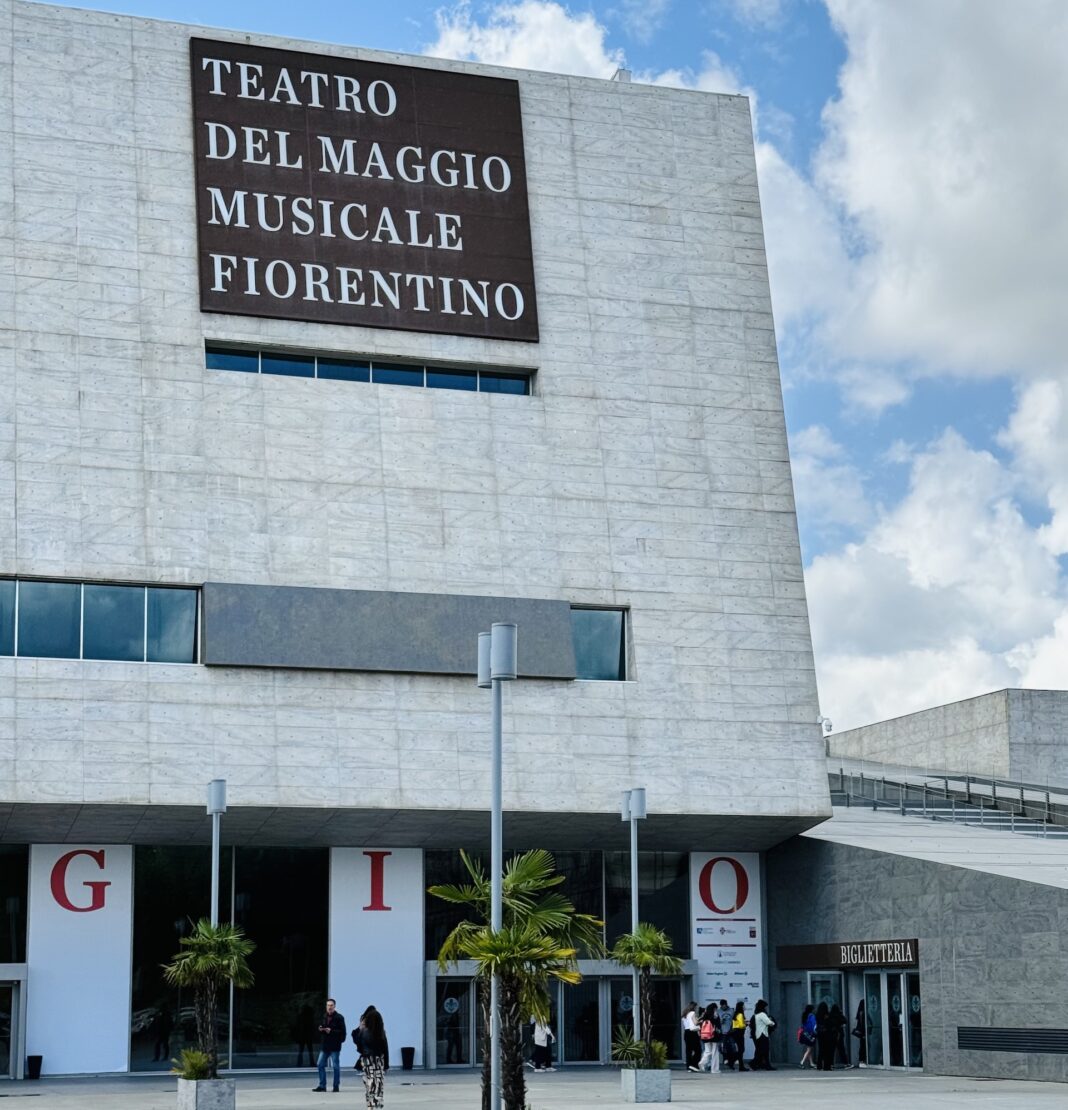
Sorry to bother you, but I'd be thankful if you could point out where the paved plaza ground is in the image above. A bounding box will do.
[2,1068,1064,1108]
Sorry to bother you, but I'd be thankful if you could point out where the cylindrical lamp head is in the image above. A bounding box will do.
[207,778,227,815]
[490,622,517,681]
[629,787,647,819]
[477,632,492,689]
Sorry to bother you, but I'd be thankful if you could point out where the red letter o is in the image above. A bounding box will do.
[698,857,749,914]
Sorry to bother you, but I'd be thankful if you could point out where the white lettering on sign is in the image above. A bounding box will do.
[192,38,538,339]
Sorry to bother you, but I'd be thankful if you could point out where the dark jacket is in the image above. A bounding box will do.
[319,1010,346,1052]
[355,1026,390,1068]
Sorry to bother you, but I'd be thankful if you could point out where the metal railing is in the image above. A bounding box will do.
[829,763,1068,839]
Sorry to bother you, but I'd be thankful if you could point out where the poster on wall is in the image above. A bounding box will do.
[689,853,763,1011]
[190,38,539,341]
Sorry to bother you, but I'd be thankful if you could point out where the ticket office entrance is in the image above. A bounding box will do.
[806,968,922,1069]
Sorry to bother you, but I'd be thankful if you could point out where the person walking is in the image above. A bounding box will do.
[682,1001,701,1072]
[853,1000,867,1067]
[531,1017,555,1071]
[798,1003,817,1069]
[354,1006,390,1109]
[717,999,736,1070]
[731,1001,750,1071]
[312,998,346,1093]
[830,1003,850,1067]
[698,1003,720,1073]
[751,999,776,1070]
[815,1001,834,1072]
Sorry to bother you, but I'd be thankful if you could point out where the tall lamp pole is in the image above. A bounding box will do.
[478,623,517,1110]
[207,778,227,926]
[621,787,647,1039]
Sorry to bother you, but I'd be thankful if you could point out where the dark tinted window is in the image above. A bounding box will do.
[372,363,424,387]
[231,848,328,1069]
[317,358,370,382]
[0,579,13,656]
[480,373,529,395]
[206,347,258,373]
[83,584,144,661]
[605,851,690,958]
[130,846,231,1072]
[0,846,28,962]
[427,369,477,391]
[261,353,314,378]
[571,608,625,680]
[148,588,197,664]
[17,580,81,658]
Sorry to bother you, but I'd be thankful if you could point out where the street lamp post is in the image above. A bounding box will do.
[207,778,227,927]
[478,623,517,1110]
[621,787,647,1039]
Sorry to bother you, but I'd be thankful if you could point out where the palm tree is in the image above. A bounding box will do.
[162,919,255,1078]
[610,923,682,1065]
[429,849,604,1110]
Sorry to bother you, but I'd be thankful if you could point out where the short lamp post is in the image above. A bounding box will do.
[207,778,227,927]
[621,787,647,1039]
[478,623,517,1110]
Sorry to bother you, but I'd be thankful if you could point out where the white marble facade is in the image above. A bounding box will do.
[0,0,829,833]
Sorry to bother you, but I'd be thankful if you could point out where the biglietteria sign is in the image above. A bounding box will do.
[190,38,539,341]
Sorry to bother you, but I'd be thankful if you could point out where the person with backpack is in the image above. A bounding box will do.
[697,1003,721,1073]
[717,999,738,1070]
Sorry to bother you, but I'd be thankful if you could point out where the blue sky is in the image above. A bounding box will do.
[43,0,1068,729]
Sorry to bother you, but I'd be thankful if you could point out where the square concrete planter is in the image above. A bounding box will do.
[176,1077,236,1110]
[621,1068,672,1103]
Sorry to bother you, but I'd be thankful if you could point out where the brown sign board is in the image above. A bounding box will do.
[190,38,539,341]
[777,939,919,970]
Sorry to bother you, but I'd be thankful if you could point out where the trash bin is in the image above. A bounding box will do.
[400,1046,415,1070]
[26,1055,43,1080]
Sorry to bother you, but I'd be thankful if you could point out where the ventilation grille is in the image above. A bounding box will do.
[958,1028,1068,1054]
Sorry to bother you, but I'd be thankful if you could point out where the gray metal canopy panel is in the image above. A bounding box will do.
[0,803,822,852]
[202,582,577,678]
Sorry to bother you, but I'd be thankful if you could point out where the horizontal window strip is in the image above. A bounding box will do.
[205,345,531,396]
[0,577,198,664]
[957,1027,1068,1054]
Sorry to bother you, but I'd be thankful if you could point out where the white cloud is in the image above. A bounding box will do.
[812,0,1068,379]
[789,424,872,543]
[807,426,1068,729]
[612,0,671,44]
[426,1,623,76]
[727,0,784,27]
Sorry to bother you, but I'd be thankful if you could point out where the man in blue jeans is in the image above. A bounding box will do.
[312,999,346,1092]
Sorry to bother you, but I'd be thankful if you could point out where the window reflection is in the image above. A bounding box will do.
[0,579,13,656]
[604,852,690,958]
[571,608,626,680]
[148,588,197,664]
[17,581,81,659]
[230,848,328,1069]
[83,584,144,661]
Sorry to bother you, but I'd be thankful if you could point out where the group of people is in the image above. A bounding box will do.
[682,999,777,1073]
[312,999,390,1108]
[797,1001,854,1070]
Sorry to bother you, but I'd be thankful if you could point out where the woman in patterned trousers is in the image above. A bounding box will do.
[354,1006,390,1109]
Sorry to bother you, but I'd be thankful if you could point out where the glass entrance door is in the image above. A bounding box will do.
[860,971,922,1070]
[863,972,884,1067]
[436,980,473,1065]
[561,981,599,1062]
[0,984,11,1078]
